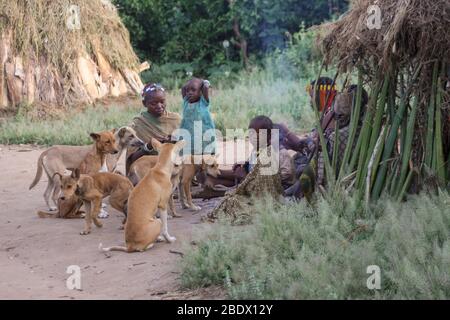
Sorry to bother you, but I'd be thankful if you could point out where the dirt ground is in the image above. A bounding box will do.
[0,144,235,300]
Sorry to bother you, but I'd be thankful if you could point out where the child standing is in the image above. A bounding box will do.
[179,78,216,155]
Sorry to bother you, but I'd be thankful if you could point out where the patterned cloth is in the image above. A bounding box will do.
[207,146,284,223]
[179,96,216,155]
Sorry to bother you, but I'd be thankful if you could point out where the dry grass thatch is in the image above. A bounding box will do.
[316,0,449,196]
[320,0,450,73]
[0,0,146,112]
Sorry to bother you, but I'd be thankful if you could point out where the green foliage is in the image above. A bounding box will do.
[112,0,348,75]
[181,192,450,299]
[263,25,323,80]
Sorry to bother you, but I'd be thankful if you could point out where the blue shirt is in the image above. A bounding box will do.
[179,96,216,155]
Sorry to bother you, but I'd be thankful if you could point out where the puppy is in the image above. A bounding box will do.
[57,169,133,235]
[101,139,185,253]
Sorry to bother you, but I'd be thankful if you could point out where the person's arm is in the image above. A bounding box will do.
[279,149,295,185]
[181,84,187,99]
[201,79,210,102]
[277,123,308,152]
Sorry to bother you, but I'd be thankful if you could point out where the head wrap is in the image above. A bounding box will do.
[142,83,165,101]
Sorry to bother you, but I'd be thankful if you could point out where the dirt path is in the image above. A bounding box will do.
[0,144,229,299]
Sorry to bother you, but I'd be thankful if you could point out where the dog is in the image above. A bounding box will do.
[30,127,143,211]
[54,169,133,235]
[128,154,221,213]
[127,155,183,217]
[178,155,221,211]
[101,138,185,253]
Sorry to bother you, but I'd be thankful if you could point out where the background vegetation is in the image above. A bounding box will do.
[113,0,347,81]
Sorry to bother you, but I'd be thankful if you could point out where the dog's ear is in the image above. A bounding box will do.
[52,172,63,182]
[151,138,162,152]
[118,127,127,138]
[70,168,81,180]
[174,139,186,151]
[90,132,100,141]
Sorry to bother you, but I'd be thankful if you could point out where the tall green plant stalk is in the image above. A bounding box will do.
[365,125,386,207]
[389,159,400,196]
[424,61,439,168]
[332,122,340,175]
[397,170,414,202]
[312,62,334,185]
[372,64,422,200]
[354,82,381,190]
[395,95,419,197]
[434,67,446,184]
[363,76,389,188]
[338,69,363,180]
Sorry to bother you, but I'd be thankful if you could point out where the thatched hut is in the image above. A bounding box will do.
[0,0,147,113]
[316,0,449,199]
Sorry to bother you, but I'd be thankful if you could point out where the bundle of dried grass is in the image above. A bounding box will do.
[315,0,449,199]
[0,0,147,113]
[321,0,450,73]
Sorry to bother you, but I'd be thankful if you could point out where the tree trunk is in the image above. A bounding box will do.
[232,19,249,69]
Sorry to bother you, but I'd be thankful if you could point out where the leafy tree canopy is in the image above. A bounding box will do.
[113,0,348,75]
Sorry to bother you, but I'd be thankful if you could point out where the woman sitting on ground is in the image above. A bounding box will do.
[125,83,181,174]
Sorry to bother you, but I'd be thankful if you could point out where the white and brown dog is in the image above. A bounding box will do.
[29,126,143,211]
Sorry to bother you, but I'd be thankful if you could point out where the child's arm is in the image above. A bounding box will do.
[201,79,210,102]
[181,84,187,99]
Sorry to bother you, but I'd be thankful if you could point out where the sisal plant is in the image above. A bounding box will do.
[315,0,449,202]
[0,0,148,114]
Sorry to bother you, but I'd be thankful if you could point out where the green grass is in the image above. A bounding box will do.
[0,104,140,146]
[0,69,314,146]
[181,191,450,299]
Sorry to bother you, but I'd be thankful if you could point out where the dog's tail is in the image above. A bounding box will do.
[37,210,58,218]
[29,150,49,190]
[98,243,129,252]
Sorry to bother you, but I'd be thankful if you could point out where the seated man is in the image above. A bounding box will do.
[284,77,339,197]
[316,85,369,187]
[286,84,369,199]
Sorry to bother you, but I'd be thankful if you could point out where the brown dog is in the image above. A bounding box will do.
[128,154,221,214]
[127,155,183,217]
[30,129,122,211]
[101,138,185,253]
[55,169,133,235]
[178,155,221,211]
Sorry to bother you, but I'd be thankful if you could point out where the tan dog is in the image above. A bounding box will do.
[178,155,221,211]
[30,127,142,211]
[128,155,183,217]
[54,169,133,235]
[128,154,221,213]
[101,139,185,253]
